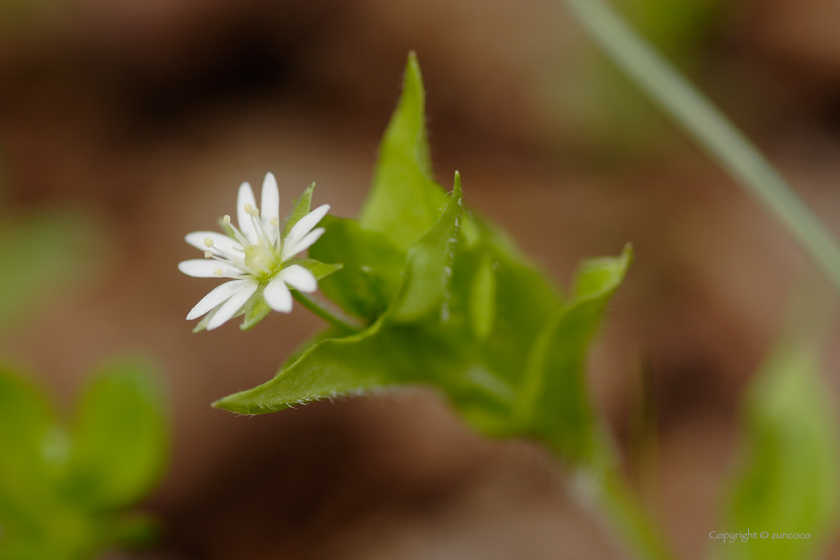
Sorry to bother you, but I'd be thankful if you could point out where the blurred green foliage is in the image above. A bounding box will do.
[712,340,840,560]
[0,207,104,332]
[0,358,169,560]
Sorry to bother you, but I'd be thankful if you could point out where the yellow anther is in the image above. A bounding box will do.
[214,268,223,276]
[203,237,214,248]
[244,203,259,217]
[270,217,278,226]
[204,251,213,258]
[223,215,231,224]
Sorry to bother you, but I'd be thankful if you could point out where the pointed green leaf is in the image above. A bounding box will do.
[359,52,448,250]
[281,182,315,240]
[513,245,632,462]
[390,173,462,323]
[68,358,169,511]
[717,340,840,560]
[308,216,404,319]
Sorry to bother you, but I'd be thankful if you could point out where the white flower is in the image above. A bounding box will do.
[178,172,330,330]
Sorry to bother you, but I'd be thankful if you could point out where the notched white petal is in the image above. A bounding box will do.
[186,280,248,320]
[261,172,280,244]
[282,227,324,261]
[178,259,240,278]
[264,275,293,313]
[207,280,258,330]
[237,182,258,244]
[282,204,329,259]
[185,231,242,254]
[278,264,318,293]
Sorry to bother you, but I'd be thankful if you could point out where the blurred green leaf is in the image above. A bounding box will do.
[360,52,448,250]
[68,358,169,511]
[0,209,103,329]
[0,366,55,544]
[309,216,404,320]
[0,361,168,560]
[715,341,840,560]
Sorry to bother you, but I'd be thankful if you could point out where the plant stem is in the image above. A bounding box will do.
[560,0,840,293]
[566,433,678,560]
[292,291,364,334]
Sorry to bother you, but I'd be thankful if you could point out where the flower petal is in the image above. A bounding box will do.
[282,205,329,260]
[237,181,258,244]
[261,172,280,244]
[281,227,324,260]
[186,279,250,320]
[185,231,243,255]
[178,259,241,278]
[278,264,317,293]
[207,279,258,330]
[264,275,293,312]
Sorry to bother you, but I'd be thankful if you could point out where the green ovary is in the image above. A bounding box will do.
[244,244,278,277]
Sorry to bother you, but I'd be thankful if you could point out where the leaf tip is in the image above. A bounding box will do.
[453,170,462,196]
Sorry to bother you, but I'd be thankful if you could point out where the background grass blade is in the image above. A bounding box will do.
[561,0,840,292]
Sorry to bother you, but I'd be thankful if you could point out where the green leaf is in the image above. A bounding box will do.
[390,172,462,323]
[68,358,169,511]
[281,182,315,240]
[308,216,404,319]
[359,52,448,250]
[513,245,632,462]
[0,366,55,541]
[716,341,840,560]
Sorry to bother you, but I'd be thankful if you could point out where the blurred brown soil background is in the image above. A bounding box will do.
[2,0,840,558]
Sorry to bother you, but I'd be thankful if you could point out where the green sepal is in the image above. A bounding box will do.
[284,257,343,280]
[281,182,315,240]
[240,285,270,332]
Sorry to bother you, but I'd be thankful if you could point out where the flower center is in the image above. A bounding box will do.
[244,244,278,277]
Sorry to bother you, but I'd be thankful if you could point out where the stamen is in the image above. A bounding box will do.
[224,219,252,248]
[249,212,275,249]
[206,254,251,275]
[204,251,213,259]
[223,215,231,224]
[204,237,214,248]
[270,217,278,226]
[244,203,259,217]
[214,268,223,277]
